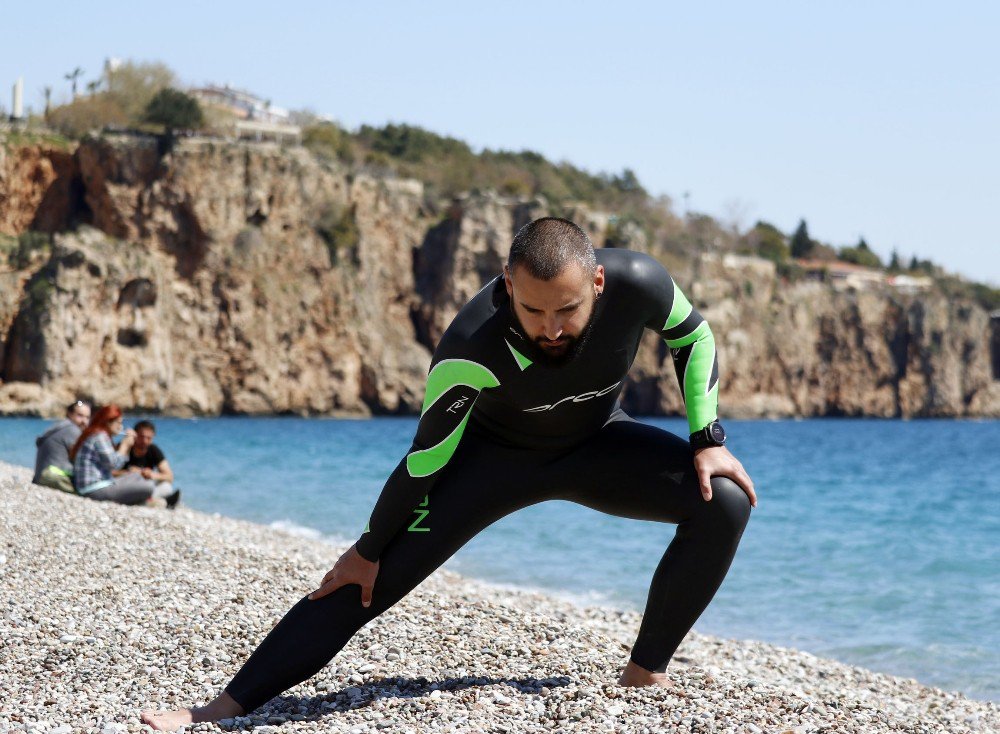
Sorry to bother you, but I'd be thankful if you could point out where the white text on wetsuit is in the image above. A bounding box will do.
[523,380,622,413]
[447,396,469,413]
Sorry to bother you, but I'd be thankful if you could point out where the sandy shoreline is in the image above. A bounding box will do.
[1,460,996,733]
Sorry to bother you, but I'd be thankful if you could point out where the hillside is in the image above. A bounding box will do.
[0,132,997,417]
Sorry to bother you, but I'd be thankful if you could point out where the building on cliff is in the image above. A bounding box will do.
[886,273,933,293]
[797,259,885,291]
[189,84,300,143]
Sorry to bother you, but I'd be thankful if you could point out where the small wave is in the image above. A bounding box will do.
[445,567,631,612]
[267,519,354,547]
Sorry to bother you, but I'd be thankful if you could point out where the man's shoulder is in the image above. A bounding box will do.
[440,277,506,349]
[432,276,509,377]
[597,248,670,284]
[597,249,680,330]
[38,419,75,441]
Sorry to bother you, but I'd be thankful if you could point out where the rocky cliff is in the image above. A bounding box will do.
[1,134,997,418]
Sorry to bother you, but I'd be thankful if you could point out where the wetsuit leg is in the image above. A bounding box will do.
[224,434,557,713]
[545,418,752,673]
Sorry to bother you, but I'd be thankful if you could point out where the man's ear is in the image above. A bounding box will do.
[504,264,514,297]
[593,264,605,296]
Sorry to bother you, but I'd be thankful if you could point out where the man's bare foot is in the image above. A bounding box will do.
[140,708,194,731]
[617,659,676,689]
[140,692,243,731]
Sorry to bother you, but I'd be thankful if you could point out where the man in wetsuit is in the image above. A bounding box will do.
[142,217,757,728]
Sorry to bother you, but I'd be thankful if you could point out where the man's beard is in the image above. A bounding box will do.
[509,299,600,367]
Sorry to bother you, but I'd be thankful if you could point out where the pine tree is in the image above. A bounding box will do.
[790,219,812,258]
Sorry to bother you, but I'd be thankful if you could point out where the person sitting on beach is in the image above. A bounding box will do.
[32,400,91,493]
[119,420,181,508]
[70,404,156,506]
[142,217,757,729]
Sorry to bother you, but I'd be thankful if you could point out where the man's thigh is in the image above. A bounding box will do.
[547,419,704,524]
[367,434,555,608]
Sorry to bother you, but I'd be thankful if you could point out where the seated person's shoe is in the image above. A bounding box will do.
[165,488,181,509]
[145,496,167,509]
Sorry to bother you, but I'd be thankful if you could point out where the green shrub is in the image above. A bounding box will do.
[104,60,177,123]
[303,122,353,162]
[935,275,1000,312]
[144,88,204,132]
[838,238,882,268]
[747,220,789,263]
[777,261,804,282]
[3,232,53,270]
[48,95,128,138]
[316,204,360,265]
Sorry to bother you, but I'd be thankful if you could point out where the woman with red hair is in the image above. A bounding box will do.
[70,404,155,505]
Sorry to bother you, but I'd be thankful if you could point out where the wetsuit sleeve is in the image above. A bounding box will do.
[354,336,500,562]
[634,255,720,434]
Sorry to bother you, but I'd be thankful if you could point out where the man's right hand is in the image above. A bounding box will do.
[308,544,380,606]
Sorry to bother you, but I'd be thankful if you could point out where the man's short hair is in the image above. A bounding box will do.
[134,420,156,433]
[507,217,596,280]
[65,400,89,415]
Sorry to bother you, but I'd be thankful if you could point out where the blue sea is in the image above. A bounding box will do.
[1,416,997,701]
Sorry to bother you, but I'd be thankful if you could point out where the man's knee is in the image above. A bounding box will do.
[707,476,752,534]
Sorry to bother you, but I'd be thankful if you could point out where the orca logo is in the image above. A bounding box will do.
[523,380,622,412]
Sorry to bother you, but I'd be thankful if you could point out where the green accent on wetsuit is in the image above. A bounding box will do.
[665,318,709,349]
[406,359,500,478]
[420,359,500,414]
[505,340,533,371]
[660,281,719,433]
[663,282,693,330]
[407,409,477,477]
[680,324,719,432]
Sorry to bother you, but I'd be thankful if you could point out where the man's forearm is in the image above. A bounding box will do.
[355,457,432,562]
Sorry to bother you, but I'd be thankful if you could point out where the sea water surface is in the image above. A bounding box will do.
[1,417,997,701]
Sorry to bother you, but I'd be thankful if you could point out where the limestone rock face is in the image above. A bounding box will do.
[655,253,1000,419]
[0,144,80,235]
[413,192,518,348]
[0,135,997,419]
[2,137,434,416]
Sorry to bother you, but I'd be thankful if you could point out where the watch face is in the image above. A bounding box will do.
[710,422,726,443]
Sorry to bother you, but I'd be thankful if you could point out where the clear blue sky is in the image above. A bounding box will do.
[3,1,997,285]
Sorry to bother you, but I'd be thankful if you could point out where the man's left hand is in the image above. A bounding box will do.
[693,446,757,508]
[140,467,153,479]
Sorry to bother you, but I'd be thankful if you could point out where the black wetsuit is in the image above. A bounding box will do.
[225,249,752,712]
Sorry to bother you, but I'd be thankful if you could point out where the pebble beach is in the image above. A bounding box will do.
[1,460,996,734]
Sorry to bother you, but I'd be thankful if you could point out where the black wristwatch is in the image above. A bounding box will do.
[690,420,726,450]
